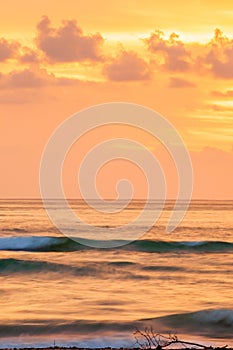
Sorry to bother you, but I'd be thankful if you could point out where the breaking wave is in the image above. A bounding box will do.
[0,309,232,339]
[0,236,233,253]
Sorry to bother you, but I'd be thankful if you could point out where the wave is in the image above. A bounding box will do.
[0,258,149,280]
[0,258,86,275]
[3,227,28,233]
[1,236,233,253]
[0,227,58,235]
[0,319,135,337]
[128,240,233,253]
[0,309,232,339]
[0,236,77,252]
[142,309,233,338]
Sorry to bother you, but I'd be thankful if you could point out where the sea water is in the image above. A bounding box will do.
[0,199,232,348]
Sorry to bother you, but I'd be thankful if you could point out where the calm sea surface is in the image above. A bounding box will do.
[0,200,232,348]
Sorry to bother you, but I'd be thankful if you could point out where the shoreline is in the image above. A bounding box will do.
[0,347,232,350]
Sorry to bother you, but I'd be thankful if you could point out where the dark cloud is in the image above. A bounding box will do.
[36,16,104,63]
[205,29,233,79]
[0,38,18,62]
[169,77,196,88]
[104,50,151,81]
[145,30,190,72]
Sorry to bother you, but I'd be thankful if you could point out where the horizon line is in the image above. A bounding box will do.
[0,198,233,201]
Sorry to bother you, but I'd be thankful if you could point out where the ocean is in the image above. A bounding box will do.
[0,199,232,348]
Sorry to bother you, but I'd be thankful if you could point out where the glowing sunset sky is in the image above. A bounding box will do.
[0,0,232,199]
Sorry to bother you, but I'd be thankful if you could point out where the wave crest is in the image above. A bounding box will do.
[0,236,233,252]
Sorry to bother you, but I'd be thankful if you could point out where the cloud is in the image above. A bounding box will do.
[0,38,18,62]
[0,68,53,89]
[145,30,191,72]
[144,28,232,79]
[169,77,196,88]
[104,50,151,81]
[208,104,232,112]
[211,89,233,98]
[36,16,104,63]
[19,47,40,64]
[0,67,89,89]
[205,29,233,79]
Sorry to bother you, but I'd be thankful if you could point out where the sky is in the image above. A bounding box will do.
[0,0,232,199]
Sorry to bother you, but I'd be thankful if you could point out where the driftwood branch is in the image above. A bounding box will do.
[134,327,228,350]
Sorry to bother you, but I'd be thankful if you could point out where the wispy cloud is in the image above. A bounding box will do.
[169,77,196,88]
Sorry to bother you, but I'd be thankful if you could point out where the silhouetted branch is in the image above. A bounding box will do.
[134,327,228,350]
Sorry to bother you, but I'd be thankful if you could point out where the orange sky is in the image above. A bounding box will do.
[0,0,232,199]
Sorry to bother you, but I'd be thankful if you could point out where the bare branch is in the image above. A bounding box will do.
[133,327,228,350]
